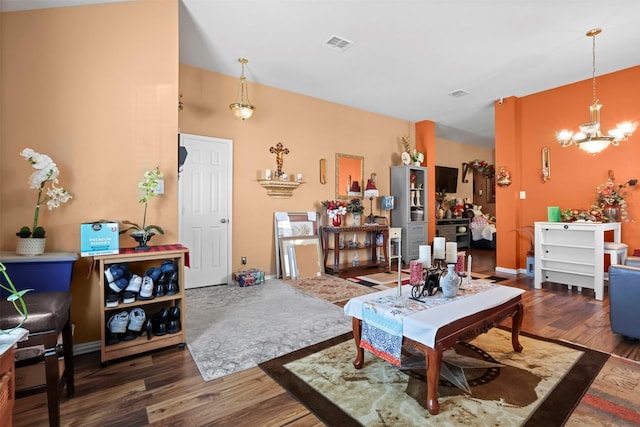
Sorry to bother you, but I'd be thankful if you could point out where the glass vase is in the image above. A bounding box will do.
[441,264,460,298]
[332,215,342,227]
[603,204,621,222]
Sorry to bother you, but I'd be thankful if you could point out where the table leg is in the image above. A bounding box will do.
[352,317,365,369]
[511,302,524,352]
[425,343,443,415]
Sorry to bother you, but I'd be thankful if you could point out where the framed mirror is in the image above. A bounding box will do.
[335,153,364,199]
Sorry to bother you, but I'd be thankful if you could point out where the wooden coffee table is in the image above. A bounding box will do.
[347,287,524,415]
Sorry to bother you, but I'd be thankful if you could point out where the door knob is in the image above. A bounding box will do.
[220,219,227,223]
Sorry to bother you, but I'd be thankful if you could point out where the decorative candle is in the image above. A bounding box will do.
[433,237,446,259]
[467,254,473,280]
[265,169,272,180]
[445,242,457,263]
[455,251,466,274]
[409,260,423,286]
[296,173,303,182]
[419,245,432,268]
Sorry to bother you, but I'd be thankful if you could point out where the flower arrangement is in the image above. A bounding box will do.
[16,148,72,238]
[560,208,606,223]
[321,200,347,219]
[466,159,495,177]
[401,135,424,164]
[120,166,165,246]
[346,198,365,215]
[595,174,637,222]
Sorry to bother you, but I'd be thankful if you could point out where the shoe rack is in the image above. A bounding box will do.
[94,247,188,364]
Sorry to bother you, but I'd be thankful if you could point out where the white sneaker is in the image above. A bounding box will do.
[138,276,154,300]
[122,275,142,304]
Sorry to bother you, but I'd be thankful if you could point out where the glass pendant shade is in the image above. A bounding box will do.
[229,58,255,121]
[556,29,636,154]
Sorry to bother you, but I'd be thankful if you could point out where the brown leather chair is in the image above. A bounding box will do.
[0,292,74,427]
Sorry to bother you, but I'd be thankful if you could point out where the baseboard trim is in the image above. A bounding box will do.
[73,340,101,355]
[495,266,517,275]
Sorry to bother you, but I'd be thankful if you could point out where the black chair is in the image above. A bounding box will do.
[0,292,74,427]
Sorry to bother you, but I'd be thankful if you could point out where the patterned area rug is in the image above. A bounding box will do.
[353,271,411,285]
[285,274,376,303]
[260,328,611,426]
[185,280,351,381]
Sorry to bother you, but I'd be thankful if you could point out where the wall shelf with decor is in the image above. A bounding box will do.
[258,180,302,199]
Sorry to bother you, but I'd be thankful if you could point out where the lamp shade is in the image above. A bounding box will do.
[364,178,379,198]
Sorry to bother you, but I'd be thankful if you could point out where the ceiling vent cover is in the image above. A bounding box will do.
[322,35,354,52]
[448,89,470,98]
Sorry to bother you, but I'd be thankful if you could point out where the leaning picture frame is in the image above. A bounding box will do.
[279,236,324,279]
[274,212,319,278]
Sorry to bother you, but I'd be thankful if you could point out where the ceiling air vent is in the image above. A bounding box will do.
[322,35,354,52]
[448,89,470,98]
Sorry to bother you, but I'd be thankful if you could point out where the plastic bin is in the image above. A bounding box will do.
[0,251,78,296]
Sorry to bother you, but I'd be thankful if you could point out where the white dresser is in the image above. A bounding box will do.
[534,221,621,301]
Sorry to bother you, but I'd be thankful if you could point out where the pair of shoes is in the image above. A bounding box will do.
[165,272,179,296]
[104,264,130,307]
[122,275,143,303]
[106,311,130,345]
[150,307,181,336]
[122,308,146,341]
[106,309,147,344]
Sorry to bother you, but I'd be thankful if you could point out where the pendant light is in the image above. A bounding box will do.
[229,58,255,120]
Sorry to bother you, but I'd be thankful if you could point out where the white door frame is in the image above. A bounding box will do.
[178,133,233,286]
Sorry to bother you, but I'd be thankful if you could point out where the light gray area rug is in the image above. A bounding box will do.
[185,279,352,381]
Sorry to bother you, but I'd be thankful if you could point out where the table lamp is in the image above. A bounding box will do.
[364,178,379,224]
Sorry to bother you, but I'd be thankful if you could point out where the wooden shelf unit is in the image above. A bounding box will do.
[321,225,389,275]
[94,247,188,363]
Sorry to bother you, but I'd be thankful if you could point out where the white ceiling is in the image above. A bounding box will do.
[5,0,640,148]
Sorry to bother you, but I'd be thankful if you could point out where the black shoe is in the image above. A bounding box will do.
[152,308,169,336]
[105,328,120,345]
[155,276,167,297]
[166,272,179,295]
[167,307,181,334]
[143,319,153,340]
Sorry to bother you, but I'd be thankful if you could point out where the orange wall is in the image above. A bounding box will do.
[495,65,640,271]
[179,64,413,274]
[0,1,179,343]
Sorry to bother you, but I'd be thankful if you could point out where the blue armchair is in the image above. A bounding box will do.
[609,256,640,339]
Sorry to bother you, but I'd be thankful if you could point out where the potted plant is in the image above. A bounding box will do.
[16,148,72,255]
[321,199,347,227]
[401,135,424,166]
[120,166,165,251]
[346,198,365,226]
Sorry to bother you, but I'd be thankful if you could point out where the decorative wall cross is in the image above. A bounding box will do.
[269,142,289,177]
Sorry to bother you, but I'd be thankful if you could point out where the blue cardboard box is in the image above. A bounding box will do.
[80,221,119,257]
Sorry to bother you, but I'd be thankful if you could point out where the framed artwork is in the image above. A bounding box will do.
[486,176,496,203]
[279,236,323,279]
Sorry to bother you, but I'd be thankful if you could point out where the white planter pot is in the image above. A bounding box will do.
[16,237,46,256]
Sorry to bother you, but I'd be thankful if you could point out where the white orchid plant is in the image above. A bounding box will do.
[16,148,72,238]
[120,166,165,244]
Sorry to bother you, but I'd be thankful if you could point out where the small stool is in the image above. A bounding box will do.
[604,242,629,281]
[0,292,74,427]
[605,242,628,265]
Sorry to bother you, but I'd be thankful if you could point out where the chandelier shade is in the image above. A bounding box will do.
[556,28,636,154]
[229,58,255,120]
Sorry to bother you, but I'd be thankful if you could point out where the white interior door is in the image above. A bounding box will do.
[179,133,232,288]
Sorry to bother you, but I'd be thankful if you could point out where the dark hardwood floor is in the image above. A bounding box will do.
[14,248,640,426]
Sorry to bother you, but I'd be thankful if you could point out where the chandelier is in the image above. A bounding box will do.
[229,58,255,120]
[556,28,636,154]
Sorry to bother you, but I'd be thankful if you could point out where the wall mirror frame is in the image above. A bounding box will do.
[335,153,364,199]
